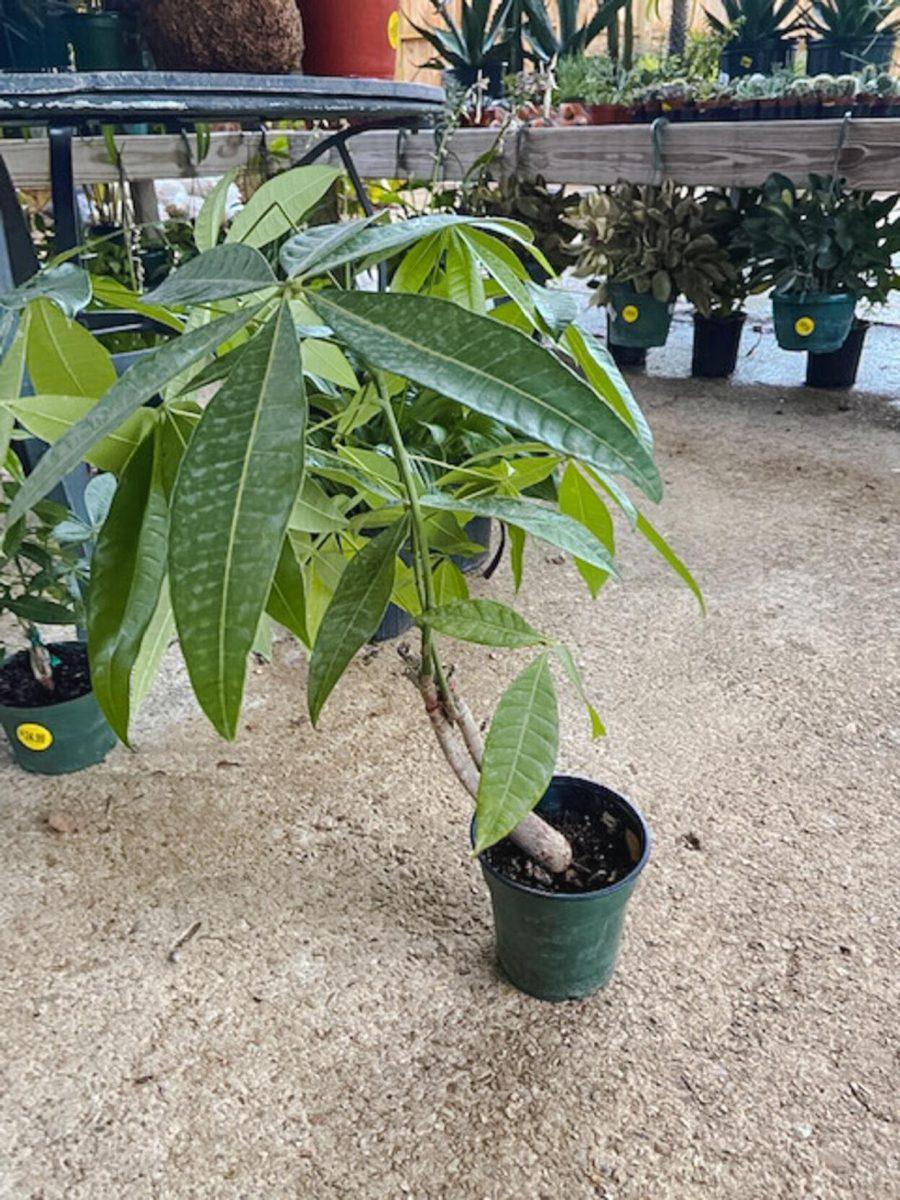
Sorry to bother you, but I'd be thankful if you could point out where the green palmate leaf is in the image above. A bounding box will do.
[509,523,525,591]
[170,303,307,738]
[0,263,91,318]
[637,512,705,614]
[252,612,274,662]
[421,492,619,578]
[90,276,185,333]
[527,282,580,334]
[144,244,277,307]
[310,290,661,501]
[432,558,469,604]
[307,518,408,725]
[445,231,486,314]
[130,579,175,717]
[301,338,358,389]
[195,168,237,253]
[475,653,559,854]
[8,395,156,474]
[277,217,379,281]
[0,313,27,464]
[564,326,654,454]
[87,427,169,744]
[289,477,348,534]
[558,462,614,598]
[226,164,342,249]
[553,643,605,739]
[26,298,116,398]
[423,598,545,648]
[281,214,538,281]
[267,537,310,647]
[6,305,261,526]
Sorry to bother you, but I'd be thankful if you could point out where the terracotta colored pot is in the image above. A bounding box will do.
[299,0,398,79]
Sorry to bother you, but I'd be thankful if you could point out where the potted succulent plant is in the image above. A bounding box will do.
[740,172,900,353]
[555,54,633,123]
[0,456,118,775]
[707,0,804,76]
[805,0,898,75]
[2,165,702,1001]
[565,181,735,351]
[413,0,513,98]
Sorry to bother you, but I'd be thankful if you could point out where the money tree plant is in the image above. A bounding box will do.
[1,165,700,872]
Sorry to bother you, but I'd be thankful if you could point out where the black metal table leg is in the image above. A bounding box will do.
[49,125,80,253]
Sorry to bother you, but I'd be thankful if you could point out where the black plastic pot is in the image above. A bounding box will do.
[607,281,673,349]
[475,776,651,1002]
[806,34,895,75]
[0,643,117,775]
[452,516,492,575]
[805,319,869,389]
[691,312,746,379]
[448,63,505,99]
[720,37,792,78]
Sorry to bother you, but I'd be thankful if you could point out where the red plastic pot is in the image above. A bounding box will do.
[299,0,399,79]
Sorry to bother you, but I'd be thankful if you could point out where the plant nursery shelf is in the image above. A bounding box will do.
[3,119,900,192]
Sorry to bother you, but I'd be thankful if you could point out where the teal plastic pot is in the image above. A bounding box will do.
[772,292,856,354]
[64,12,137,71]
[475,776,651,1002]
[0,644,117,775]
[607,281,673,348]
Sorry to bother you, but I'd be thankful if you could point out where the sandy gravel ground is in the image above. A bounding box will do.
[0,374,898,1200]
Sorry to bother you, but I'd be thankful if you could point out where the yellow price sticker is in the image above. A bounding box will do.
[794,316,816,337]
[388,10,400,50]
[622,304,640,324]
[16,722,53,751]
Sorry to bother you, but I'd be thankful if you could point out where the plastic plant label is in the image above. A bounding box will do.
[741,55,752,68]
[388,9,400,49]
[622,305,640,324]
[16,722,54,751]
[794,316,816,337]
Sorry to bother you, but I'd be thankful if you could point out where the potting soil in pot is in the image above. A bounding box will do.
[483,800,641,894]
[0,644,92,709]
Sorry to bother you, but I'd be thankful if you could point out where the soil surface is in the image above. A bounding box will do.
[0,643,91,708]
[0,372,898,1199]
[484,802,641,894]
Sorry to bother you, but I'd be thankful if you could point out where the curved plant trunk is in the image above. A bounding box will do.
[667,0,688,58]
[142,0,304,73]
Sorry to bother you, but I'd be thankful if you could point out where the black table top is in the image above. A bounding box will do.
[0,71,445,125]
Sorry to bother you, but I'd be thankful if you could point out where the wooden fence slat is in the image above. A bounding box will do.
[3,120,900,191]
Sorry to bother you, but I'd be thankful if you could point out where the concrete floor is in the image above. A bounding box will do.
[0,370,898,1199]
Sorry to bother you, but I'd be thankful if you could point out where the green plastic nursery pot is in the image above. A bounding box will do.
[475,776,651,1002]
[772,292,856,354]
[0,644,117,776]
[607,282,673,349]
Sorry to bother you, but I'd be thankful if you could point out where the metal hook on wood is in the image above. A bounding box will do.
[650,116,669,185]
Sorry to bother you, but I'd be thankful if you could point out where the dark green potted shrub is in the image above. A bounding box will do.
[0,464,118,775]
[740,172,900,354]
[566,181,734,350]
[3,164,703,1001]
[805,0,898,74]
[64,0,143,70]
[706,0,804,75]
[689,189,757,378]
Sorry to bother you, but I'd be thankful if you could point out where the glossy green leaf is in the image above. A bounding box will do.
[6,305,261,526]
[252,613,274,662]
[8,395,156,474]
[558,462,614,597]
[87,427,169,744]
[195,168,237,253]
[421,492,619,578]
[310,290,661,501]
[475,653,559,854]
[432,558,469,605]
[277,216,379,281]
[289,478,348,534]
[509,523,525,591]
[130,580,175,717]
[564,326,654,453]
[307,518,408,725]
[637,512,705,613]
[6,596,75,624]
[301,338,358,389]
[226,165,341,249]
[90,275,185,332]
[553,643,605,739]
[0,263,91,318]
[145,244,277,307]
[0,314,27,464]
[267,537,310,647]
[170,303,307,738]
[27,298,116,398]
[445,231,486,314]
[423,598,545,648]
